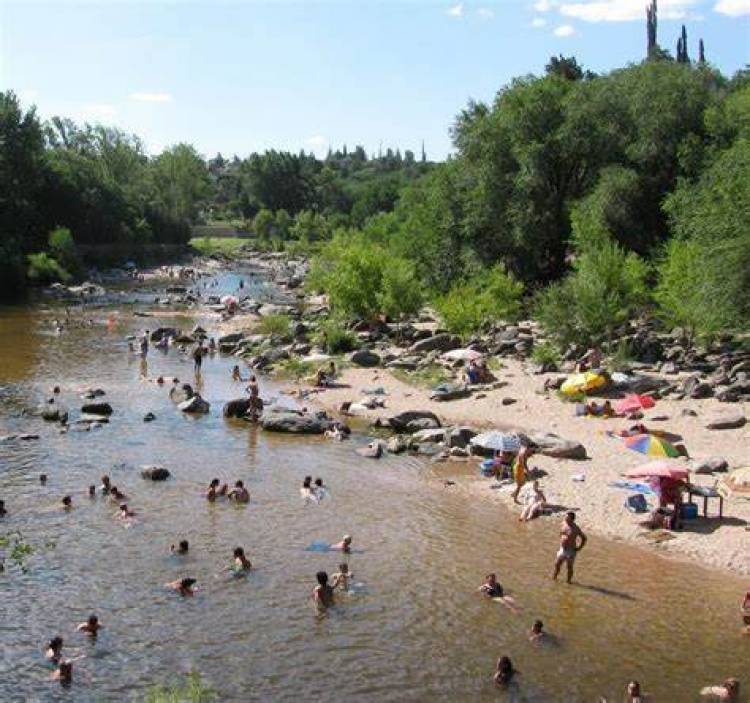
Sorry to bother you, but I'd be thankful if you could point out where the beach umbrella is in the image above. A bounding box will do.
[623,433,680,458]
[560,371,606,396]
[717,466,750,500]
[624,460,689,481]
[470,431,522,453]
[442,348,483,362]
[614,394,656,415]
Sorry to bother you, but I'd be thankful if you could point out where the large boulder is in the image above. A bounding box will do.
[385,410,441,433]
[40,405,67,423]
[410,333,462,354]
[705,411,746,430]
[681,374,714,400]
[219,332,245,345]
[430,384,471,402]
[150,327,179,342]
[447,426,477,449]
[349,349,381,368]
[356,441,384,458]
[386,435,409,454]
[223,397,264,418]
[260,412,327,434]
[626,375,670,394]
[716,379,750,403]
[527,432,587,460]
[691,456,729,474]
[179,395,210,414]
[140,465,171,481]
[80,402,113,416]
[412,428,447,443]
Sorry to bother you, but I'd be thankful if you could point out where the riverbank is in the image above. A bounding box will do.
[299,362,750,576]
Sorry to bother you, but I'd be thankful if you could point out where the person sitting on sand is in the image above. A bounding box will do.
[585,400,615,418]
[742,591,750,635]
[493,656,517,686]
[511,447,531,504]
[166,578,197,597]
[62,496,73,511]
[529,620,545,642]
[46,637,64,663]
[492,451,513,481]
[312,571,334,609]
[701,678,740,702]
[115,504,135,520]
[331,563,351,592]
[576,346,602,372]
[228,480,249,503]
[615,423,649,438]
[466,360,480,384]
[51,660,73,684]
[230,547,252,573]
[331,535,352,553]
[171,540,189,555]
[76,615,102,636]
[519,480,547,522]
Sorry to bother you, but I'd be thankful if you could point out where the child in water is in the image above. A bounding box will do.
[76,615,102,637]
[331,563,351,592]
[165,578,197,596]
[230,547,252,573]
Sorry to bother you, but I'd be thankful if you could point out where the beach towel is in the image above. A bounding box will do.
[609,481,656,495]
[625,494,649,513]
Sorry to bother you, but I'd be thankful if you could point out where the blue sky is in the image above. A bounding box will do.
[1,0,748,159]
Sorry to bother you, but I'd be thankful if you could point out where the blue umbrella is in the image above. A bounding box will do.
[470,431,522,453]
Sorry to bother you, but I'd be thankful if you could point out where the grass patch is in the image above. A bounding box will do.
[531,341,561,367]
[392,363,451,389]
[144,672,218,703]
[189,237,249,257]
[273,358,318,382]
[257,314,292,338]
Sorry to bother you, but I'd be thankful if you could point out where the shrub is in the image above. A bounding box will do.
[434,265,524,338]
[531,342,561,367]
[26,253,71,285]
[274,358,317,382]
[257,314,291,338]
[315,318,358,354]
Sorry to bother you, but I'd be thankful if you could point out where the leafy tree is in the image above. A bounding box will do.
[253,208,275,239]
[377,257,423,322]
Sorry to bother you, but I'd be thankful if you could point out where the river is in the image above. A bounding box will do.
[0,268,747,702]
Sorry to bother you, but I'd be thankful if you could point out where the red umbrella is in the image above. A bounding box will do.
[624,460,689,480]
[614,394,656,415]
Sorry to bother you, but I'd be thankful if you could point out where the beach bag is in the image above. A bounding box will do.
[625,494,648,513]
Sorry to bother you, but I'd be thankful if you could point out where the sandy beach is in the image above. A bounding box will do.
[300,360,749,576]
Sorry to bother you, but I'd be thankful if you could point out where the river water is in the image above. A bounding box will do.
[0,270,747,702]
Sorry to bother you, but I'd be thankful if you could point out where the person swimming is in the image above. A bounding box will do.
[165,578,197,596]
[313,478,328,501]
[40,474,48,485]
[529,620,545,642]
[493,656,516,686]
[51,660,73,685]
[479,573,519,612]
[206,478,228,501]
[331,535,352,553]
[312,571,334,609]
[231,547,252,573]
[109,487,126,502]
[300,476,317,503]
[62,496,72,511]
[46,636,64,663]
[88,485,96,498]
[228,480,249,503]
[331,563,351,592]
[171,540,189,555]
[76,615,102,636]
[0,499,6,517]
[115,504,135,520]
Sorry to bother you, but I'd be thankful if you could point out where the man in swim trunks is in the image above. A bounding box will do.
[553,511,587,583]
[312,571,334,608]
[479,573,504,598]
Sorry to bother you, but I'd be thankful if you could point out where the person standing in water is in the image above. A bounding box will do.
[312,571,334,609]
[553,511,587,584]
[193,343,204,374]
[76,615,102,636]
[331,563,351,592]
[230,547,252,573]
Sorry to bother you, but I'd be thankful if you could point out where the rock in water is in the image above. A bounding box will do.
[260,412,327,434]
[80,402,113,416]
[356,441,384,458]
[170,384,194,403]
[140,466,171,481]
[41,405,68,423]
[179,395,210,414]
[143,412,156,422]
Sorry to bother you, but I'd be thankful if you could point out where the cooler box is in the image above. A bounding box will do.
[680,503,698,520]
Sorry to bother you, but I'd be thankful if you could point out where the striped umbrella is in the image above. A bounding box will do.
[470,431,522,453]
[624,433,680,458]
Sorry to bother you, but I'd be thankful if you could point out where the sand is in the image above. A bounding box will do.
[301,361,749,576]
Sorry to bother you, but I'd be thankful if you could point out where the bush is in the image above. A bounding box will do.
[434,265,524,338]
[535,238,647,349]
[391,364,450,389]
[531,342,561,367]
[257,314,291,338]
[48,226,82,277]
[274,358,317,382]
[315,318,358,354]
[26,253,71,285]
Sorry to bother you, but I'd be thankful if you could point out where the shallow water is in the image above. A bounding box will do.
[0,277,748,702]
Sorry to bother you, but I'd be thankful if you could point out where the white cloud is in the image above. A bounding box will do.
[532,16,548,26]
[534,0,558,12]
[305,135,327,148]
[560,0,698,22]
[81,104,117,121]
[478,7,495,18]
[447,3,464,17]
[554,23,577,35]
[714,0,750,15]
[130,92,173,103]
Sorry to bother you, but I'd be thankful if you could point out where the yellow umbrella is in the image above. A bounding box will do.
[717,466,750,500]
[561,371,606,396]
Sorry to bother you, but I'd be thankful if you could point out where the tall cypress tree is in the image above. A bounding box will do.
[646,0,658,59]
[698,38,706,65]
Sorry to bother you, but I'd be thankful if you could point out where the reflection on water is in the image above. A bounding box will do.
[0,295,748,702]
